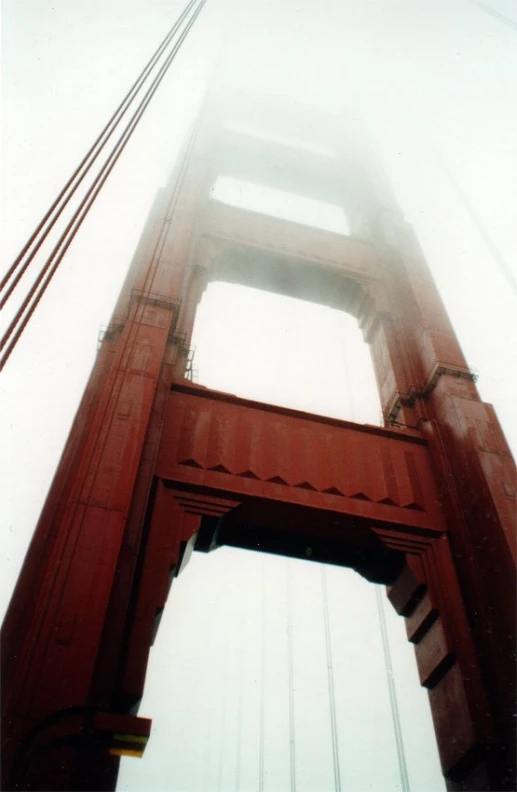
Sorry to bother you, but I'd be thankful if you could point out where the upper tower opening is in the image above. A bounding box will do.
[190,281,381,426]
[211,176,349,236]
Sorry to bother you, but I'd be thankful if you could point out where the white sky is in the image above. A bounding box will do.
[2,1,517,790]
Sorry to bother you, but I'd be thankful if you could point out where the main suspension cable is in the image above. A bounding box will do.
[0,0,206,371]
[0,0,200,304]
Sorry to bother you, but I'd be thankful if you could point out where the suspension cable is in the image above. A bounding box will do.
[468,0,517,32]
[285,559,297,792]
[258,558,266,792]
[321,565,342,792]
[403,106,517,299]
[201,613,216,792]
[216,620,229,792]
[0,0,200,304]
[427,137,517,297]
[0,0,206,371]
[375,587,411,792]
[234,638,244,792]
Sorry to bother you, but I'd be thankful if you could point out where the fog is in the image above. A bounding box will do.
[2,1,516,790]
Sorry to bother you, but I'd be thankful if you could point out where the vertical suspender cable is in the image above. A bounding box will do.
[234,687,243,792]
[232,587,246,792]
[258,558,266,792]
[321,565,342,792]
[201,615,215,792]
[375,587,410,792]
[286,560,297,792]
[216,623,228,792]
[233,575,248,792]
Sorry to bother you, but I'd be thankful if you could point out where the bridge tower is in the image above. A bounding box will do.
[1,85,515,792]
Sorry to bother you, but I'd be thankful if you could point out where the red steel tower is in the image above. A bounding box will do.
[1,88,515,791]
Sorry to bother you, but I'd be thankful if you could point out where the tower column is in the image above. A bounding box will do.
[0,149,212,790]
[382,220,517,789]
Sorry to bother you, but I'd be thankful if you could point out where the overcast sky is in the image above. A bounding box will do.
[2,1,516,790]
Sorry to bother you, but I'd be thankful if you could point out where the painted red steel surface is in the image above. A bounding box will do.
[1,111,515,792]
[158,383,443,529]
[129,382,492,780]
